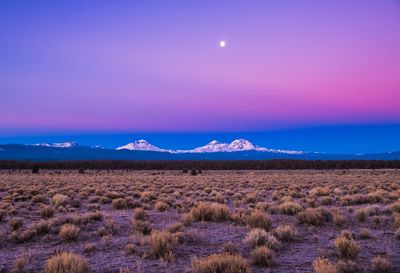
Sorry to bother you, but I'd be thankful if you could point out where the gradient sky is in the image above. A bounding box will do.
[1,0,400,134]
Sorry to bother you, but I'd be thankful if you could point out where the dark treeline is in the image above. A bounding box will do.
[0,160,399,170]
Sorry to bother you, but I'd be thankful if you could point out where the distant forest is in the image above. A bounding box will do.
[0,160,399,170]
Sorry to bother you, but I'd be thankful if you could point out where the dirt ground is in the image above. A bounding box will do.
[0,169,399,273]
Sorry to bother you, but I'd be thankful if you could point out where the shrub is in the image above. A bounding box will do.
[243,228,280,250]
[112,198,127,210]
[83,243,96,253]
[191,253,251,273]
[150,230,175,261]
[59,224,80,241]
[190,170,198,176]
[155,201,169,212]
[297,208,331,226]
[11,229,37,243]
[273,224,297,242]
[13,256,28,273]
[134,208,147,221]
[124,243,136,256]
[0,209,6,222]
[333,212,346,228]
[9,218,23,230]
[132,219,151,235]
[44,252,89,273]
[274,201,303,215]
[359,228,373,239]
[52,194,69,207]
[40,206,54,219]
[166,222,184,233]
[243,228,268,248]
[310,187,331,196]
[251,246,274,267]
[335,260,360,273]
[371,256,391,273]
[34,220,52,234]
[32,194,47,203]
[312,258,336,273]
[187,202,230,222]
[334,235,360,259]
[247,210,272,230]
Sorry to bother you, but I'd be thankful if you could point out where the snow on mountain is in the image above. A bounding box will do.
[182,139,304,154]
[116,139,169,152]
[190,140,230,153]
[228,139,256,151]
[32,142,78,148]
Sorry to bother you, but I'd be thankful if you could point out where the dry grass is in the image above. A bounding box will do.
[251,246,274,267]
[371,256,391,273]
[191,253,251,273]
[247,210,272,230]
[0,169,399,272]
[334,234,360,259]
[59,224,80,241]
[312,258,336,273]
[149,230,175,261]
[186,202,230,222]
[44,252,89,273]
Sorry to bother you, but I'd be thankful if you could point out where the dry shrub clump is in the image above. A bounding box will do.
[310,187,331,196]
[335,260,360,273]
[333,212,346,228]
[243,228,281,250]
[40,206,54,219]
[150,230,175,261]
[44,252,89,273]
[334,234,360,259]
[9,218,23,230]
[297,208,332,226]
[111,198,127,210]
[59,224,80,241]
[312,257,336,273]
[0,209,6,222]
[132,208,151,235]
[247,210,272,230]
[273,201,303,215]
[191,253,251,273]
[187,202,230,222]
[155,201,169,212]
[132,219,151,235]
[371,256,391,273]
[13,256,28,273]
[52,194,69,207]
[134,207,147,220]
[251,246,274,267]
[273,224,297,242]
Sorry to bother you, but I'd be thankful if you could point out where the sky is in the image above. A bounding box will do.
[0,1,400,152]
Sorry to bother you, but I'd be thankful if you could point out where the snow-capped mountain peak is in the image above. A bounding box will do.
[228,139,255,151]
[116,140,167,152]
[191,140,228,153]
[33,141,77,148]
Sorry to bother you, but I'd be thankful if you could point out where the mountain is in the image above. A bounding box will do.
[32,142,78,148]
[0,138,398,161]
[116,138,304,154]
[190,139,257,153]
[116,139,170,152]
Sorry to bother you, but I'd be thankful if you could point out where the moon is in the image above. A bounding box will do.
[219,40,226,48]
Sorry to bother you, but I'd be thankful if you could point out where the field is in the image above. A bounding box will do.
[0,169,399,273]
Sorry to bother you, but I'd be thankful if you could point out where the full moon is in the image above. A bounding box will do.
[219,40,226,48]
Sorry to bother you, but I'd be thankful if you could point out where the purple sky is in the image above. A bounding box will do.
[1,0,400,134]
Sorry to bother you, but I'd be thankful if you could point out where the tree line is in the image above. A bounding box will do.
[0,160,399,170]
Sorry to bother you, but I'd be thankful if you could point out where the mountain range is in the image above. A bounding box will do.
[0,139,399,161]
[115,139,303,154]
